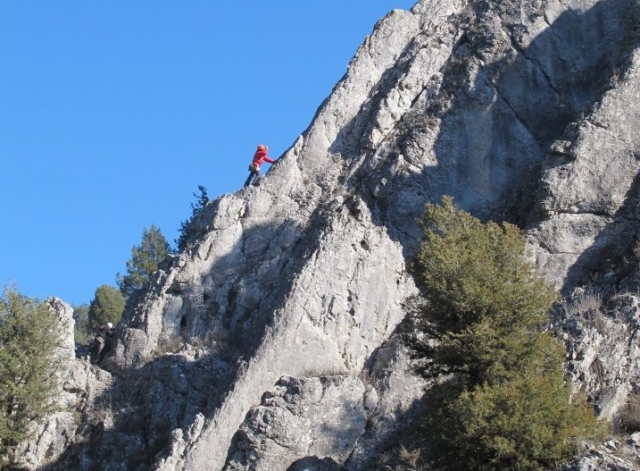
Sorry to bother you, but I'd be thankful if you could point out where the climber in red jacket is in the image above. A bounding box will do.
[244,144,275,187]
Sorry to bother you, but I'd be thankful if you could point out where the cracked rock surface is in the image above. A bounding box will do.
[23,0,640,469]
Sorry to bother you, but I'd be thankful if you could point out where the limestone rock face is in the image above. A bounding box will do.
[224,375,367,470]
[559,435,640,471]
[529,46,640,291]
[31,0,640,469]
[557,292,640,421]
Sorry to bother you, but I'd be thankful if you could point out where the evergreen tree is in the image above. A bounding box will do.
[72,303,92,345]
[176,185,209,251]
[410,196,558,384]
[87,285,125,331]
[427,372,604,471]
[0,288,62,461]
[117,224,173,299]
[408,197,603,471]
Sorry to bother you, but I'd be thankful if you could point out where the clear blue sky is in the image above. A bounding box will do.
[0,1,417,306]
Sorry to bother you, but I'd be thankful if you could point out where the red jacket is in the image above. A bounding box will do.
[252,148,274,167]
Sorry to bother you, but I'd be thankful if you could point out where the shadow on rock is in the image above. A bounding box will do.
[331,0,639,259]
[42,206,347,469]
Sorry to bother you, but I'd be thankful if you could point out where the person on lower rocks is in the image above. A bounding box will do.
[93,322,113,363]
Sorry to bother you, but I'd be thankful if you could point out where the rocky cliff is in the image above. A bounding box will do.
[22,0,640,469]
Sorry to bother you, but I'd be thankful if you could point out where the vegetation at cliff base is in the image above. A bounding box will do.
[407,197,604,471]
[0,288,62,460]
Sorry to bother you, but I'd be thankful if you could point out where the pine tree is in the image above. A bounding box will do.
[88,285,125,331]
[0,288,62,461]
[408,197,604,471]
[72,303,92,344]
[176,185,209,251]
[117,224,173,299]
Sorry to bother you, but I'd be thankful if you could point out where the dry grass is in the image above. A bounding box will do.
[398,445,421,466]
[613,394,640,434]
[298,366,349,378]
[154,336,184,356]
[562,291,610,335]
[563,291,603,318]
[375,445,422,470]
[89,404,108,427]
[189,329,227,350]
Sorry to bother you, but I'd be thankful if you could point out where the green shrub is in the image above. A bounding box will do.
[425,370,602,471]
[409,197,559,384]
[72,303,92,345]
[0,288,62,461]
[88,285,125,331]
[117,224,173,299]
[408,197,604,470]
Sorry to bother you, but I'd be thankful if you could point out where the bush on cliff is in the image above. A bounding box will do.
[72,303,92,345]
[0,288,62,462]
[117,224,173,299]
[176,185,209,252]
[88,284,125,331]
[408,197,604,471]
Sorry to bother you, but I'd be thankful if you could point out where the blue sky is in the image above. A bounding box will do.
[0,1,416,306]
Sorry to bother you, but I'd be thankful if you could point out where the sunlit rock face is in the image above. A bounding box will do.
[28,0,640,469]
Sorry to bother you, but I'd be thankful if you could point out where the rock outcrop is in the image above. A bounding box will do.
[25,0,640,469]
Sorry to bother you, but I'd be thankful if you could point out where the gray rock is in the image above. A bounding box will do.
[557,440,640,471]
[224,375,366,470]
[24,0,640,469]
